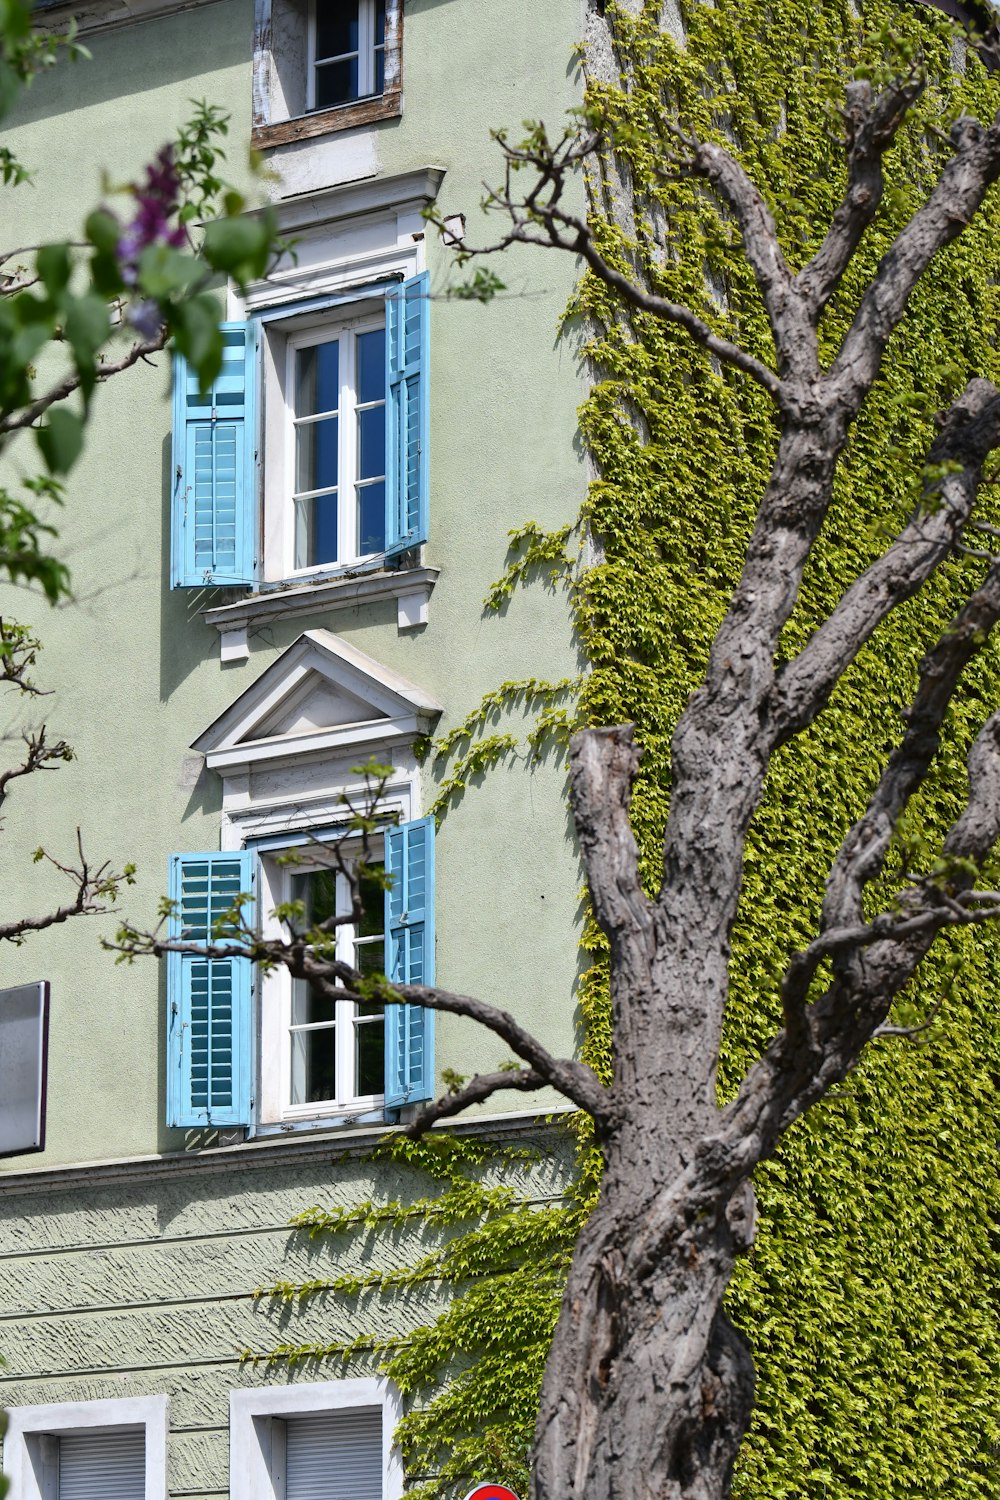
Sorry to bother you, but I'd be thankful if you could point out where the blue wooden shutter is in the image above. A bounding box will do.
[166,851,254,1127]
[384,817,435,1110]
[385,272,430,557]
[171,321,259,587]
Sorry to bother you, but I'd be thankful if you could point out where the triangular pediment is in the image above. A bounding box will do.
[252,674,386,739]
[192,629,443,763]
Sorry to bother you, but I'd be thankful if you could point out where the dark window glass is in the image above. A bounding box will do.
[356,1005,384,1095]
[357,482,385,556]
[296,340,339,417]
[316,5,359,61]
[356,327,384,406]
[315,57,358,109]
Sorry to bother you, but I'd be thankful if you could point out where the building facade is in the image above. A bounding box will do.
[0,2,587,1496]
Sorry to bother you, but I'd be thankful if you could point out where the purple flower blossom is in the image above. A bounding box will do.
[117,146,187,285]
[127,299,163,340]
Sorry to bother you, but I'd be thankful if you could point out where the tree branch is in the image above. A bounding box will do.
[0,726,71,812]
[403,1067,548,1137]
[0,326,168,435]
[569,725,653,959]
[687,140,809,379]
[822,558,1000,936]
[0,831,133,944]
[772,377,1000,741]
[393,981,613,1126]
[832,112,1000,415]
[797,75,924,314]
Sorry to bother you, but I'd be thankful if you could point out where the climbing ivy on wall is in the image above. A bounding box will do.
[260,4,1000,1496]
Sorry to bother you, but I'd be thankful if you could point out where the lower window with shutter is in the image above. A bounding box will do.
[282,1408,382,1500]
[57,1429,145,1500]
[229,1378,400,1500]
[2,1396,167,1500]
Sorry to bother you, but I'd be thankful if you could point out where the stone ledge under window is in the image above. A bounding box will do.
[252,91,403,152]
[202,564,439,661]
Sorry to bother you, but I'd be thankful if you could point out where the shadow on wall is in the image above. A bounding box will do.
[159,434,228,703]
[9,3,252,126]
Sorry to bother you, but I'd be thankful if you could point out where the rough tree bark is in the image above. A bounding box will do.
[119,13,1000,1500]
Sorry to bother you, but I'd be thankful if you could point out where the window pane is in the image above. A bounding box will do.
[296,491,339,569]
[296,415,338,497]
[316,5,359,61]
[376,0,386,46]
[375,46,385,94]
[356,1012,384,1097]
[291,982,337,1028]
[291,1023,337,1105]
[357,403,385,482]
[357,481,385,557]
[358,866,384,937]
[315,57,358,109]
[296,341,339,418]
[356,327,385,406]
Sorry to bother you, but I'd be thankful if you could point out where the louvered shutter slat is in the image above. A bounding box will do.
[285,1409,382,1500]
[166,851,254,1128]
[384,818,435,1110]
[59,1430,144,1500]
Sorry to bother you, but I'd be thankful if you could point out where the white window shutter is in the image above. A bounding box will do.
[284,1408,382,1500]
[58,1430,145,1500]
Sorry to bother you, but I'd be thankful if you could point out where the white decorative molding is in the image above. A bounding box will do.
[233,168,444,324]
[259,168,445,236]
[230,1378,403,1500]
[203,566,439,661]
[190,629,441,846]
[4,1394,169,1500]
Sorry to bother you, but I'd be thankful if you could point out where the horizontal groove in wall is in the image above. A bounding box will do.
[0,1290,253,1322]
[0,1219,294,1262]
[0,1191,565,1265]
[0,1353,245,1385]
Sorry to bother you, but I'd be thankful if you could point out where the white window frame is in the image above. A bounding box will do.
[230,1377,402,1500]
[3,1395,168,1500]
[281,308,386,581]
[257,837,387,1124]
[307,0,385,112]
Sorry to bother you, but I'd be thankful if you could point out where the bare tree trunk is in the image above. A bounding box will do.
[535,1164,757,1500]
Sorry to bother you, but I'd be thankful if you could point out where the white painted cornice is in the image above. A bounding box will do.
[192,628,443,774]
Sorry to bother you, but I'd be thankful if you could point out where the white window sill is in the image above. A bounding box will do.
[201,564,439,661]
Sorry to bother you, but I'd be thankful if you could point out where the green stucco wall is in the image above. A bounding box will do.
[0,0,587,1169]
[0,1124,573,1499]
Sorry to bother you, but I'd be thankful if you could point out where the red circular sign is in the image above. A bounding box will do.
[462,1487,521,1500]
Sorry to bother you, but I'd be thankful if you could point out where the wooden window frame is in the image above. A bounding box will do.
[252,0,403,151]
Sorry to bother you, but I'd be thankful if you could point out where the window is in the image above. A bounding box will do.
[3,1396,168,1500]
[165,821,435,1132]
[288,316,387,574]
[170,275,429,592]
[285,852,386,1112]
[252,0,403,148]
[310,1,387,111]
[170,629,440,1134]
[230,1378,402,1500]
